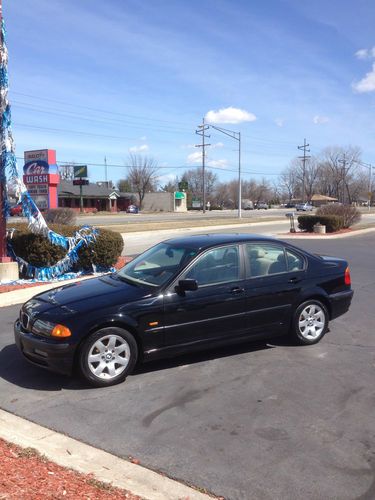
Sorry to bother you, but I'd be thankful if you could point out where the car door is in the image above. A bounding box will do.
[163,244,248,347]
[243,243,306,335]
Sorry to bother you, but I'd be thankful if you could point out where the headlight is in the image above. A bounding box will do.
[32,320,71,338]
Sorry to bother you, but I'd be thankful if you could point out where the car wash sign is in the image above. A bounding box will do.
[23,160,50,184]
[23,149,60,210]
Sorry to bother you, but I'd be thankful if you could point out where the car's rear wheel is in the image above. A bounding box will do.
[292,300,328,345]
[78,327,138,387]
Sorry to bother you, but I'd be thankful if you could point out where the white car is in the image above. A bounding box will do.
[296,202,313,211]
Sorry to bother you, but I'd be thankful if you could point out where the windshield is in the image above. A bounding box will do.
[117,243,198,287]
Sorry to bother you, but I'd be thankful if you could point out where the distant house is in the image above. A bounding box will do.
[57,180,187,212]
[310,194,338,207]
[58,180,134,212]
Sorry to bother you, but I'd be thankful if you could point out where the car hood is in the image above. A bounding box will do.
[31,274,152,310]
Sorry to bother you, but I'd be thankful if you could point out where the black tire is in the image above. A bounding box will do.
[78,327,138,387]
[292,299,328,345]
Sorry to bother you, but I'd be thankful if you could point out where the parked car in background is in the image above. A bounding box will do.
[9,204,23,216]
[242,200,254,210]
[126,204,139,214]
[285,202,295,208]
[296,202,313,212]
[255,202,268,210]
[15,234,353,387]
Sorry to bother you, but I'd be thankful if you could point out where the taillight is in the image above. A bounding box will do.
[344,266,351,286]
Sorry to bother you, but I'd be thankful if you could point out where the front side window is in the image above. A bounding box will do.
[117,243,198,287]
[183,245,240,286]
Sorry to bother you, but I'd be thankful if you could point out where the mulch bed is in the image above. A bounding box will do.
[0,256,130,294]
[0,438,141,500]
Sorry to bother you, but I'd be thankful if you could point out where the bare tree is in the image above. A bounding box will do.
[181,168,218,201]
[318,147,361,203]
[117,178,132,192]
[279,163,299,202]
[160,176,179,193]
[126,155,159,209]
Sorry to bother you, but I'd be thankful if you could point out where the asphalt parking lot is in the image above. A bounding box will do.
[1,233,375,500]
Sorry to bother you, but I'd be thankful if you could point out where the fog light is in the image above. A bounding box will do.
[51,324,71,338]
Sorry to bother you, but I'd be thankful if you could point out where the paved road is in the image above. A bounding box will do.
[1,234,375,499]
[121,219,291,255]
[78,208,375,227]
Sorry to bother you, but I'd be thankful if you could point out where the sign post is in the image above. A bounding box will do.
[73,166,88,213]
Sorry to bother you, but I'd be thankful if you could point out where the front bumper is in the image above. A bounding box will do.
[14,320,76,376]
[329,290,354,320]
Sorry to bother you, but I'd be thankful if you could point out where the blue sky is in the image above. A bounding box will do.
[5,0,375,186]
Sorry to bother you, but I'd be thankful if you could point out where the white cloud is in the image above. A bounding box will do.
[129,144,149,153]
[355,47,375,60]
[139,136,147,141]
[274,118,284,127]
[313,115,329,124]
[181,143,196,149]
[205,106,256,124]
[207,159,229,168]
[187,151,202,164]
[353,63,375,93]
[355,48,369,60]
[211,142,224,149]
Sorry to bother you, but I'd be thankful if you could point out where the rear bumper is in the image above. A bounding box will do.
[14,320,76,376]
[329,290,354,320]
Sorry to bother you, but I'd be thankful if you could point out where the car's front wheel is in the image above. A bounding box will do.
[78,327,138,387]
[292,300,328,345]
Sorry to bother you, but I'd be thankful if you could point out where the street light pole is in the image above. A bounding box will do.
[208,125,242,218]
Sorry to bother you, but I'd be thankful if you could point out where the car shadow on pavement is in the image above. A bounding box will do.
[133,339,276,376]
[0,334,301,391]
[0,344,87,391]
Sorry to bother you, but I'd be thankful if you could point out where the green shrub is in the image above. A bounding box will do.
[76,228,124,270]
[7,223,123,276]
[44,207,77,226]
[316,204,361,228]
[297,215,344,233]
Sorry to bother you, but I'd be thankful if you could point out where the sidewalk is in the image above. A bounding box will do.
[0,410,215,500]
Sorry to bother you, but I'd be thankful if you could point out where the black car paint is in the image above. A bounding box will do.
[14,234,353,376]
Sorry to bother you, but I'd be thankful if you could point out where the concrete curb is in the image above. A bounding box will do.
[0,409,213,500]
[279,227,375,239]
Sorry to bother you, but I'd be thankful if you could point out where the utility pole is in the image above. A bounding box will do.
[104,156,108,184]
[208,124,242,218]
[339,154,347,204]
[195,118,210,213]
[298,139,310,203]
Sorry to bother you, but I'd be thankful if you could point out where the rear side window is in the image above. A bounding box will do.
[245,244,306,277]
[246,243,287,277]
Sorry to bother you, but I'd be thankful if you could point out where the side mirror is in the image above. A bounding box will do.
[175,279,198,294]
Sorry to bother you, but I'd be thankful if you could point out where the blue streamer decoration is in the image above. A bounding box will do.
[1,19,99,280]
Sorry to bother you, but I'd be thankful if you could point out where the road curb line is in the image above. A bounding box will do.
[279,227,375,239]
[0,409,213,500]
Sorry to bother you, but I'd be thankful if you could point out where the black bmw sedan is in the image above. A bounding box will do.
[15,234,353,387]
